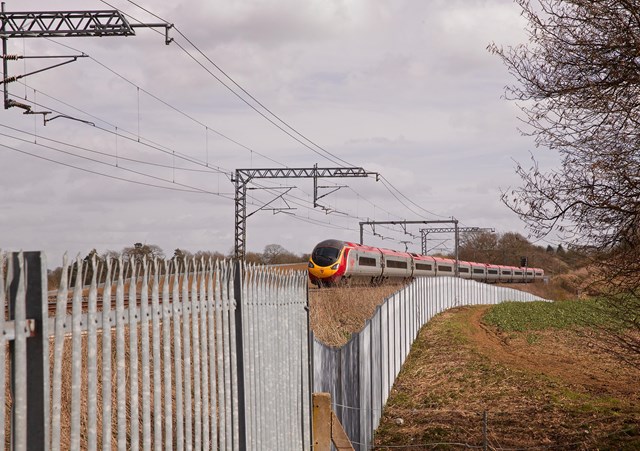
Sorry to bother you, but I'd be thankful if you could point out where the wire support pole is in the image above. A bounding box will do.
[420,227,495,257]
[358,219,456,247]
[234,172,248,261]
[359,219,462,275]
[2,2,8,110]
[0,5,172,116]
[233,165,376,260]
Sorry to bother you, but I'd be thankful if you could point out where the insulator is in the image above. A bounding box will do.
[3,76,17,83]
[2,54,20,60]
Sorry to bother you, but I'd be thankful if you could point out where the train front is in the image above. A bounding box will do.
[308,239,347,287]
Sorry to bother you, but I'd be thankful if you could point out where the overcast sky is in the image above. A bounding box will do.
[0,0,560,266]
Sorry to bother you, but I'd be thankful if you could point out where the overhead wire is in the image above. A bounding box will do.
[6,5,444,246]
[121,0,356,168]
[110,0,445,231]
[42,37,285,169]
[28,37,405,233]
[3,94,382,236]
[0,120,228,176]
[0,142,212,194]
[0,129,228,196]
[32,39,360,214]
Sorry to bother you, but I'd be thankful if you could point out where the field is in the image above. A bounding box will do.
[371,301,640,449]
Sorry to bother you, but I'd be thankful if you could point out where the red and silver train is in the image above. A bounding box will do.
[308,239,544,287]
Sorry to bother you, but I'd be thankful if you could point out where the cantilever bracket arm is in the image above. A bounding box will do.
[246,187,294,218]
[130,22,174,45]
[43,114,95,127]
[0,55,85,85]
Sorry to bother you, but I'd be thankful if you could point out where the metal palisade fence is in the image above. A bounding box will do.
[1,250,546,450]
[312,276,548,451]
[0,251,310,451]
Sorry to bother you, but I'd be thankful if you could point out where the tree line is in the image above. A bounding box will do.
[47,243,310,289]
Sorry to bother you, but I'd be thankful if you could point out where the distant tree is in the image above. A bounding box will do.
[244,252,264,265]
[261,244,300,265]
[458,231,499,264]
[546,245,554,253]
[122,243,164,264]
[193,250,225,263]
[497,233,529,267]
[68,248,103,287]
[47,267,64,290]
[173,248,194,270]
[101,249,121,261]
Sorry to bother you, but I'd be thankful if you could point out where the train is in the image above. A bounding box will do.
[307,239,544,287]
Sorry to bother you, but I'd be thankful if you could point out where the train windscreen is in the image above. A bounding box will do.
[312,246,341,266]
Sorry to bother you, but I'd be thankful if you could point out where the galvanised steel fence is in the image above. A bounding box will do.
[2,250,546,451]
[312,276,548,451]
[0,251,310,451]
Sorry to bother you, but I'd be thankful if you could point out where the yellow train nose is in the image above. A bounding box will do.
[308,261,337,279]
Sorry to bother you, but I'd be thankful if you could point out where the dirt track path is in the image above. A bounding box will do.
[465,306,639,397]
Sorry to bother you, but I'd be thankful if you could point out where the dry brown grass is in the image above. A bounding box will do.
[309,285,405,347]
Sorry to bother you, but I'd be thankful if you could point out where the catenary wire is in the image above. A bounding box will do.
[8,23,443,244]
[7,77,417,240]
[42,37,285,169]
[0,142,215,194]
[120,0,356,168]
[39,31,430,230]
[0,130,228,196]
[105,0,445,226]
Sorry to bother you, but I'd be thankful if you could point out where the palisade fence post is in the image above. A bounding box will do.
[8,251,48,451]
[233,259,247,450]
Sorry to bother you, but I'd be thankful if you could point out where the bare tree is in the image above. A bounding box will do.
[490,0,640,365]
[122,243,165,264]
[262,244,299,265]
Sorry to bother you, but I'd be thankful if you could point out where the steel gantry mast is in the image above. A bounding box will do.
[359,219,462,274]
[233,165,377,259]
[0,4,172,115]
[420,227,495,255]
[359,219,458,247]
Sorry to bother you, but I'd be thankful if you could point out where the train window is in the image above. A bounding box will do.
[536,271,543,276]
[359,257,377,267]
[488,269,498,275]
[312,246,340,266]
[473,268,485,274]
[437,265,453,272]
[386,259,407,269]
[503,271,512,275]
[459,267,469,273]
[514,271,523,276]
[415,263,432,271]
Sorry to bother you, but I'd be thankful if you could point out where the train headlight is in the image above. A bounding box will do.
[331,263,339,270]
[308,262,315,268]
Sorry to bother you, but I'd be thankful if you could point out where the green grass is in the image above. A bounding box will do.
[483,299,618,332]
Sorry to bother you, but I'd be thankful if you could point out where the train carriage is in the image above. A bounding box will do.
[308,239,544,287]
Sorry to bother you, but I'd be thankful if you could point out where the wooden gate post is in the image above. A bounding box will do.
[312,392,354,451]
[313,393,331,450]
